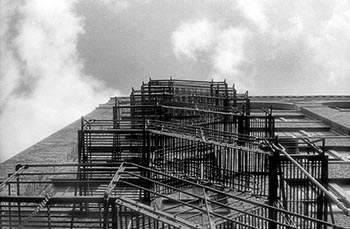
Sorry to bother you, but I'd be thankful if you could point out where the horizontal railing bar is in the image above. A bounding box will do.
[148,129,268,155]
[1,196,104,203]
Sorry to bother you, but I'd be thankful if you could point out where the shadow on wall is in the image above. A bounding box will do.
[250,102,296,110]
[323,102,350,111]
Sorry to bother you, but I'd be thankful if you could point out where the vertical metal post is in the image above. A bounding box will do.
[245,115,250,137]
[317,154,328,228]
[112,99,118,162]
[8,174,12,229]
[112,204,117,229]
[103,195,109,229]
[77,130,82,164]
[238,114,245,146]
[233,83,237,108]
[321,138,326,155]
[47,205,51,229]
[141,132,151,202]
[246,98,251,116]
[216,84,219,106]
[224,81,229,107]
[15,164,21,226]
[268,151,278,229]
[268,106,275,138]
[113,97,117,129]
[131,88,135,126]
[169,77,174,102]
[77,130,83,199]
[268,115,273,138]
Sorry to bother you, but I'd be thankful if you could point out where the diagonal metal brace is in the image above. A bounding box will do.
[115,197,204,229]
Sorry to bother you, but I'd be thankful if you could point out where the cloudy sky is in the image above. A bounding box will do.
[1,0,350,162]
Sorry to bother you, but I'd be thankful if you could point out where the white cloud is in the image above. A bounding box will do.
[0,1,21,105]
[0,0,116,162]
[308,0,350,84]
[213,27,247,75]
[236,0,268,32]
[171,0,350,95]
[171,18,248,89]
[171,19,216,60]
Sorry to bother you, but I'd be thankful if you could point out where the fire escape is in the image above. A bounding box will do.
[0,78,349,228]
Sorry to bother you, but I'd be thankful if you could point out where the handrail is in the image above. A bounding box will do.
[19,193,53,228]
[273,143,350,217]
[158,101,246,112]
[300,137,325,154]
[121,162,345,228]
[105,162,125,198]
[146,120,260,145]
[0,164,26,191]
[160,104,242,117]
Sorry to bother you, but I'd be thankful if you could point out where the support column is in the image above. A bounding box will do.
[317,154,329,228]
[103,195,109,229]
[268,151,279,229]
[237,114,245,146]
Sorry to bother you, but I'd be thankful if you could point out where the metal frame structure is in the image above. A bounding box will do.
[1,78,348,228]
[0,160,344,228]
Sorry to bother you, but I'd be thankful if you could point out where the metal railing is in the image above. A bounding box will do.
[2,78,348,228]
[106,162,344,229]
